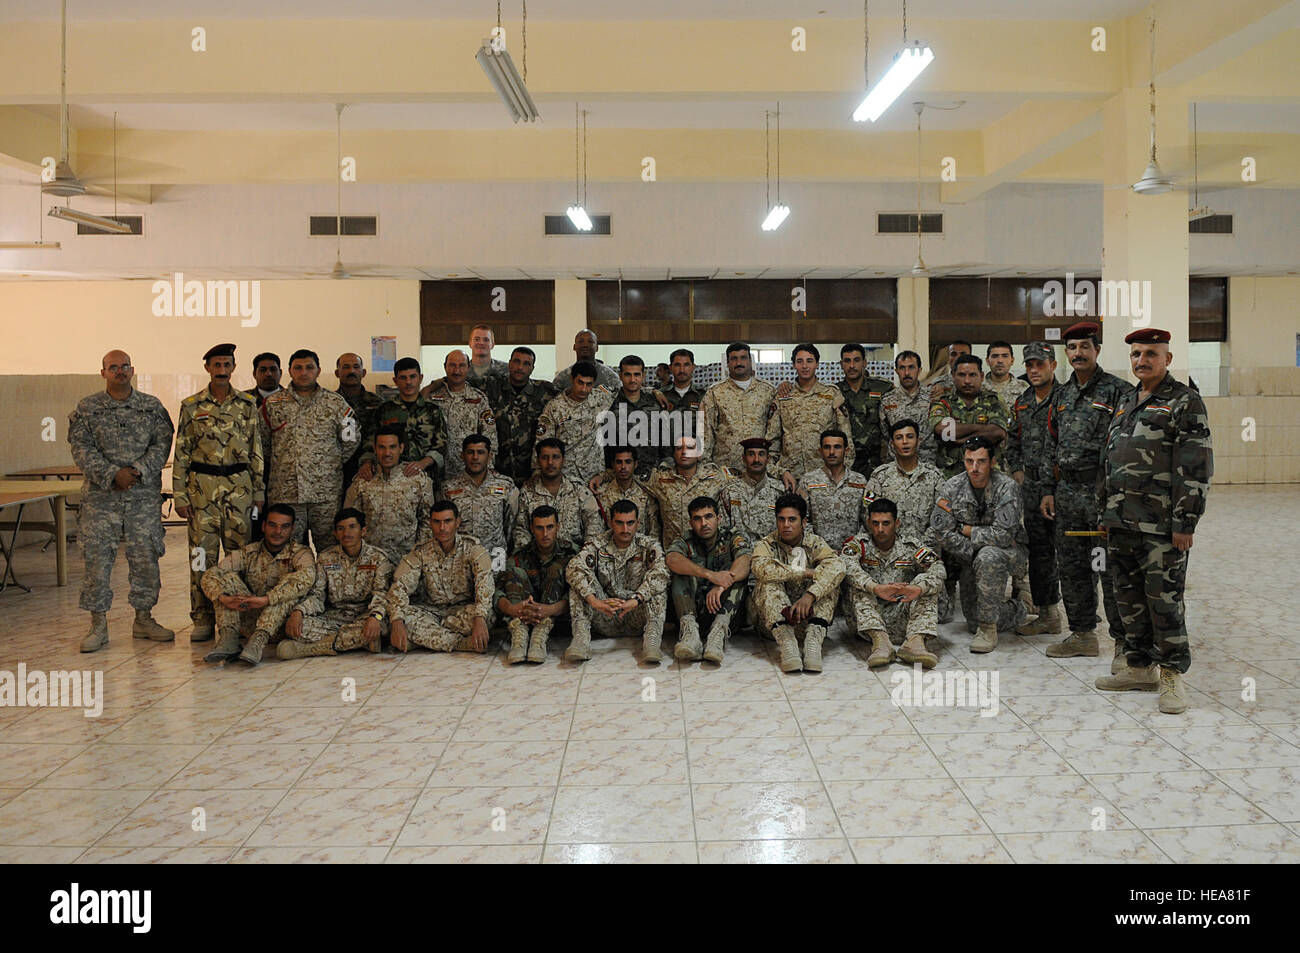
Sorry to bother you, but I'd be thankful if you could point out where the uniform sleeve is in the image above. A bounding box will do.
[470,546,495,620]
[267,548,317,607]
[386,551,424,623]
[699,389,719,463]
[911,545,947,595]
[134,401,175,485]
[338,402,360,464]
[645,491,661,541]
[834,393,857,471]
[566,543,599,601]
[368,552,395,616]
[928,398,949,438]
[503,484,520,551]
[806,538,846,601]
[67,403,117,489]
[428,402,449,483]
[199,548,247,600]
[416,478,435,545]
[987,399,1011,442]
[1172,393,1214,535]
[297,560,329,617]
[1042,401,1059,497]
[578,487,604,542]
[839,540,875,595]
[751,538,802,585]
[511,492,532,551]
[499,555,531,605]
[343,476,361,511]
[172,403,194,506]
[970,483,1023,550]
[636,540,671,602]
[248,402,266,498]
[931,496,974,561]
[1004,401,1025,474]
[764,400,785,472]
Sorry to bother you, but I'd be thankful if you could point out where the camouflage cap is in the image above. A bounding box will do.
[1023,342,1055,362]
[203,342,236,361]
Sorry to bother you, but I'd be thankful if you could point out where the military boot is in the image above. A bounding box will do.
[565,614,592,662]
[866,629,895,669]
[80,611,109,653]
[133,609,175,642]
[527,620,553,664]
[1158,667,1188,714]
[1095,663,1159,692]
[1015,601,1062,637]
[507,619,529,665]
[333,627,377,654]
[1046,629,1100,658]
[238,629,272,666]
[190,620,215,642]
[674,616,703,661]
[897,634,938,669]
[1111,641,1126,675]
[277,637,337,660]
[802,625,826,673]
[774,625,802,673]
[642,629,663,664]
[204,627,242,663]
[702,613,731,665]
[970,622,998,654]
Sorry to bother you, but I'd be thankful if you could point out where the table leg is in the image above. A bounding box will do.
[53,495,67,587]
[0,503,31,594]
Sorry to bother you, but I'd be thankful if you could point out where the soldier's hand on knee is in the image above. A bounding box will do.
[470,617,489,652]
[792,592,815,622]
[390,619,409,652]
[1040,495,1055,520]
[362,616,381,644]
[218,594,243,610]
[285,610,304,639]
[706,585,724,614]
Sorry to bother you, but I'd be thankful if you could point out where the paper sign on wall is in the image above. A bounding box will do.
[372,336,396,372]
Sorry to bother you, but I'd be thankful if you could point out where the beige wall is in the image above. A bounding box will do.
[1229,277,1300,371]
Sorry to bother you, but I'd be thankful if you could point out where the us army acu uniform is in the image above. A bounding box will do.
[261,387,358,549]
[280,542,394,657]
[68,387,175,646]
[931,470,1029,650]
[840,533,946,668]
[838,375,894,477]
[554,360,621,393]
[928,390,1010,478]
[668,529,752,663]
[765,381,856,480]
[512,476,603,553]
[699,376,777,470]
[982,376,1024,415]
[174,385,264,635]
[387,534,495,652]
[438,470,518,558]
[338,386,384,488]
[751,530,845,672]
[360,395,449,486]
[566,532,671,662]
[343,468,434,565]
[484,376,558,486]
[719,469,784,545]
[426,380,496,481]
[499,540,576,664]
[864,460,944,545]
[799,466,870,550]
[536,386,614,483]
[467,357,509,391]
[607,388,671,478]
[199,538,317,662]
[1099,370,1213,679]
[880,383,939,465]
[644,461,732,549]
[595,477,661,542]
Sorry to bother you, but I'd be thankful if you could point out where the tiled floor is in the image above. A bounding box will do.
[1,485,1298,863]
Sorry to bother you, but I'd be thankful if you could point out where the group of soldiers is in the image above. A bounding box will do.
[68,319,1212,714]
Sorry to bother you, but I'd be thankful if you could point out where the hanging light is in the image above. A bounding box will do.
[566,104,592,231]
[1132,12,1173,195]
[853,1,934,123]
[910,101,929,275]
[761,102,790,231]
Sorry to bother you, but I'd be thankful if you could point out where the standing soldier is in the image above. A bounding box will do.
[1095,328,1213,715]
[798,429,870,551]
[344,427,434,565]
[512,438,603,553]
[665,496,752,665]
[607,355,666,478]
[566,500,670,663]
[643,436,732,549]
[484,346,558,487]
[497,505,575,665]
[247,351,283,543]
[880,351,938,464]
[535,361,611,483]
[69,349,176,652]
[334,352,384,489]
[699,342,777,470]
[982,341,1024,413]
[466,324,509,389]
[595,446,660,541]
[423,350,496,481]
[359,357,448,488]
[261,348,359,550]
[554,328,621,392]
[438,434,518,559]
[751,493,845,673]
[1039,322,1130,665]
[654,348,705,439]
[922,340,972,405]
[836,344,893,476]
[928,354,1009,479]
[766,343,855,488]
[720,437,785,544]
[174,343,264,644]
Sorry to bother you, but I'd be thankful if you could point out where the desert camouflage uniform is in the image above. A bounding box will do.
[928,391,1010,478]
[512,475,603,552]
[387,534,495,651]
[699,377,777,470]
[719,471,784,544]
[554,360,620,393]
[438,469,518,558]
[287,542,393,649]
[260,386,358,549]
[799,465,870,551]
[360,395,448,486]
[644,461,733,549]
[1100,373,1213,674]
[484,376,558,486]
[174,385,264,626]
[606,389,672,478]
[765,380,856,480]
[668,529,752,630]
[498,541,576,653]
[931,471,1029,631]
[566,532,670,648]
[536,386,615,483]
[343,467,434,565]
[750,531,845,636]
[426,381,496,481]
[924,368,954,403]
[864,460,944,545]
[838,376,894,476]
[595,476,661,542]
[68,388,174,612]
[1004,383,1061,609]
[337,386,384,488]
[982,376,1025,415]
[840,533,945,643]
[199,540,316,639]
[880,383,938,464]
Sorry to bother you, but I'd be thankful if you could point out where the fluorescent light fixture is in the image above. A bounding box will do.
[476,40,540,123]
[566,206,593,231]
[761,204,790,231]
[0,241,61,250]
[853,44,935,123]
[47,205,133,234]
[1188,206,1215,222]
[1132,159,1173,195]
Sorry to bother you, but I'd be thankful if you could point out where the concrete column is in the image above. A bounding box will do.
[897,275,930,371]
[553,279,587,375]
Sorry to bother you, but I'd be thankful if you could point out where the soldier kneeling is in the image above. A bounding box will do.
[841,498,946,670]
[497,505,575,665]
[665,496,752,665]
[279,508,393,659]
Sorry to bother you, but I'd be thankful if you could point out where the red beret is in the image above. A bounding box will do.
[739,437,771,450]
[1124,327,1172,344]
[1062,322,1100,341]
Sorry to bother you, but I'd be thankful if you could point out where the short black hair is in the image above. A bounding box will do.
[605,445,637,467]
[535,437,566,457]
[687,495,718,517]
[792,343,820,363]
[949,340,973,352]
[431,500,459,518]
[819,428,848,447]
[288,349,320,368]
[393,357,421,375]
[571,360,599,382]
[953,354,984,371]
[462,433,491,453]
[725,342,751,359]
[334,506,366,528]
[530,505,558,524]
[895,350,921,368]
[840,343,866,360]
[511,346,536,362]
[774,492,807,520]
[618,355,645,372]
[962,435,995,458]
[669,348,695,364]
[888,418,920,438]
[986,340,1014,357]
[265,502,296,522]
[610,499,639,518]
[252,351,280,370]
[866,498,898,519]
[374,425,405,445]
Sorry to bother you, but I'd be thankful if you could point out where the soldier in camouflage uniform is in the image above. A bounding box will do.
[497,505,575,664]
[358,357,448,487]
[279,508,393,658]
[424,350,496,481]
[173,343,264,643]
[798,429,869,551]
[930,437,1029,654]
[260,349,359,550]
[566,499,671,663]
[841,498,946,669]
[512,438,604,552]
[928,354,1010,478]
[465,325,509,390]
[1095,328,1213,715]
[69,349,176,652]
[699,343,778,470]
[605,355,671,478]
[920,340,971,406]
[483,346,558,486]
[766,344,856,484]
[344,427,434,565]
[334,352,384,489]
[438,434,518,559]
[595,446,661,541]
[719,437,784,545]
[387,501,495,653]
[643,437,732,549]
[665,496,752,665]
[982,341,1025,414]
[653,348,705,443]
[537,360,614,483]
[1040,322,1130,664]
[553,328,621,393]
[836,344,893,476]
[751,493,845,673]
[199,503,317,665]
[880,351,938,465]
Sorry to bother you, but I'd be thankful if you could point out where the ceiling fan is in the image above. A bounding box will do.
[42,0,115,199]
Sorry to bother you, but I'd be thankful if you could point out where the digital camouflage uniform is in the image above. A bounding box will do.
[337,386,384,488]
[1100,373,1213,674]
[512,475,603,553]
[173,385,264,626]
[360,395,448,486]
[864,460,944,545]
[982,376,1025,415]
[1046,366,1129,639]
[498,541,576,658]
[699,377,777,470]
[840,534,946,644]
[566,532,670,657]
[467,357,509,391]
[68,388,174,613]
[931,471,1029,631]
[838,376,894,477]
[880,383,938,465]
[199,540,317,639]
[343,467,434,566]
[928,391,1010,478]
[484,376,559,486]
[260,386,359,549]
[644,461,733,549]
[799,465,870,551]
[438,470,518,559]
[667,529,752,631]
[554,360,621,393]
[1004,383,1061,609]
[595,476,661,542]
[288,542,393,650]
[750,531,845,636]
[387,534,495,652]
[765,380,856,480]
[606,388,672,478]
[426,381,496,481]
[719,471,784,544]
[536,386,615,483]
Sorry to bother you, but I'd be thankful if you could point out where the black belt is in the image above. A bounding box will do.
[190,462,249,477]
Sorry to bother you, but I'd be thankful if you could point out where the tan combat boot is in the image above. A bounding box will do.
[970,622,998,654]
[238,629,272,666]
[802,624,826,673]
[80,611,109,653]
[203,627,242,663]
[1111,641,1126,675]
[1046,629,1100,658]
[1015,601,1062,636]
[897,634,938,669]
[565,614,592,662]
[133,609,175,642]
[333,627,379,654]
[190,620,215,642]
[774,625,802,673]
[866,629,895,669]
[642,629,663,664]
[527,620,553,664]
[1095,663,1159,692]
[507,619,529,665]
[674,616,703,661]
[1158,668,1188,714]
[702,613,731,665]
[277,637,337,660]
